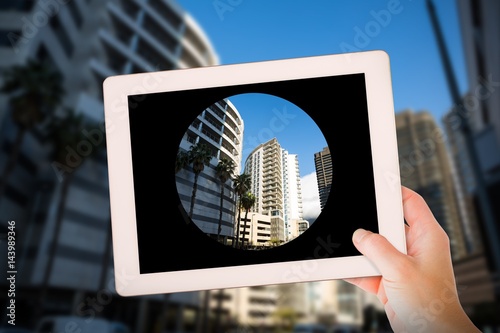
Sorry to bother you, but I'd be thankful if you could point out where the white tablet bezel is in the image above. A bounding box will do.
[103,50,406,297]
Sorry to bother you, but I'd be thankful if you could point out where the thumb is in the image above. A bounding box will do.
[353,228,408,280]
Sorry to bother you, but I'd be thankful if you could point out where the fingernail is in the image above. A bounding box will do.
[353,228,370,244]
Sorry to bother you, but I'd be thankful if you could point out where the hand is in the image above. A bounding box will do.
[345,186,481,333]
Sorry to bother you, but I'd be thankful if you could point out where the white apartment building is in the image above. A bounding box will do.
[245,137,286,243]
[288,218,309,241]
[283,151,306,240]
[236,212,272,248]
[211,285,278,330]
[212,283,310,331]
[244,137,308,245]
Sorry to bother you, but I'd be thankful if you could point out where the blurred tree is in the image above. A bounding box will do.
[0,59,64,200]
[269,237,281,247]
[196,289,211,333]
[35,108,104,320]
[232,173,251,248]
[215,157,235,242]
[240,191,256,248]
[213,158,235,333]
[272,306,299,333]
[187,143,213,219]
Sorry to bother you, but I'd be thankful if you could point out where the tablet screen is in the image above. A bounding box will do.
[128,73,378,274]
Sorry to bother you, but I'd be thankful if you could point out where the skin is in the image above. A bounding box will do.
[345,186,482,333]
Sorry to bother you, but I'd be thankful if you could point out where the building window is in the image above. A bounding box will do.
[147,1,182,30]
[137,39,174,70]
[142,15,177,53]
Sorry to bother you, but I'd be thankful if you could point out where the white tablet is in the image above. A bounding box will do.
[103,50,406,297]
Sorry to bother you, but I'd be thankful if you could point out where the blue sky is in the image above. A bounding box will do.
[176,0,469,219]
[229,93,327,176]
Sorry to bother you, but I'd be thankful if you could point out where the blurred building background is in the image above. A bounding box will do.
[395,109,469,260]
[0,0,222,330]
[0,0,500,332]
[427,0,500,327]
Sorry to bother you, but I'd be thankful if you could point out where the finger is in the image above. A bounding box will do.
[353,228,408,281]
[344,276,388,305]
[401,186,449,253]
[401,186,439,229]
[344,276,380,295]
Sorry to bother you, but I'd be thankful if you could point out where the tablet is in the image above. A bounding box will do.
[103,50,406,297]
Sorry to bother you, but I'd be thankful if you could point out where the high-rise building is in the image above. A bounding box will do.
[441,0,500,312]
[245,137,286,244]
[443,103,484,255]
[456,0,500,155]
[243,137,309,245]
[282,151,308,241]
[0,0,220,329]
[395,109,468,260]
[457,0,500,265]
[176,98,244,242]
[443,105,497,312]
[314,146,332,210]
[283,152,304,229]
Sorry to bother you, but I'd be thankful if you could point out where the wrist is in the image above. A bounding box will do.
[422,304,480,333]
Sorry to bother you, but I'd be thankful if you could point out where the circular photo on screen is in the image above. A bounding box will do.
[175,93,330,250]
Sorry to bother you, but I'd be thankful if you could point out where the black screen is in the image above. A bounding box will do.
[128,73,379,274]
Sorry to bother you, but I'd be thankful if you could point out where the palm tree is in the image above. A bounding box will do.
[175,149,189,174]
[215,158,235,242]
[240,192,256,248]
[36,108,104,320]
[232,173,251,248]
[0,60,64,200]
[186,143,213,219]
